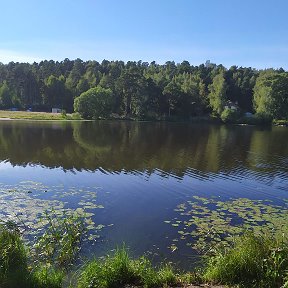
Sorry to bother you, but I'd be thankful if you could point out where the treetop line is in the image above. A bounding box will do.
[0,59,287,120]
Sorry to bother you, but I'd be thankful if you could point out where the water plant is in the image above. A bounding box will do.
[166,196,288,253]
[2,219,288,287]
[33,209,86,268]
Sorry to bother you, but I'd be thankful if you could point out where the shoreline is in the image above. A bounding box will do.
[0,110,286,128]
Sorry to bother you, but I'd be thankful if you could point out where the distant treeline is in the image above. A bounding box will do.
[0,59,287,121]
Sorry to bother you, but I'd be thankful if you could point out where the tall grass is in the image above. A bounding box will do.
[30,266,64,288]
[3,213,288,288]
[0,224,29,287]
[0,224,65,288]
[77,246,178,288]
[204,233,288,288]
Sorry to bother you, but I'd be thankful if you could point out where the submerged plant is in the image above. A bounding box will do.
[33,209,86,268]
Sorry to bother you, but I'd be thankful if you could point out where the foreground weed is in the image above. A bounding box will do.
[31,265,64,288]
[0,224,29,287]
[77,246,137,288]
[204,233,288,288]
[77,246,179,288]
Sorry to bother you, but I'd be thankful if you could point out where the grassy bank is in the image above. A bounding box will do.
[0,110,82,120]
[0,110,286,128]
[0,223,196,288]
[1,220,288,288]
[204,233,288,288]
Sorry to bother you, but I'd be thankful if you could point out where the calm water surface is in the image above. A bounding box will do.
[0,120,288,268]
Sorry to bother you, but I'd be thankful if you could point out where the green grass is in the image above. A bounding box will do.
[0,110,82,120]
[0,224,29,287]
[204,233,288,288]
[30,266,64,288]
[77,246,178,288]
[3,213,288,288]
[0,224,64,288]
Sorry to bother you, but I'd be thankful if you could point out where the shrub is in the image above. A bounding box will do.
[74,86,114,119]
[220,108,240,123]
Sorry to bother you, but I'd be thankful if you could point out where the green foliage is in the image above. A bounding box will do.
[237,113,272,125]
[61,109,66,118]
[116,65,149,117]
[0,224,28,286]
[33,209,86,268]
[3,218,288,288]
[253,71,288,120]
[69,112,82,120]
[0,59,264,119]
[77,246,178,288]
[0,81,13,109]
[167,196,288,253]
[0,224,64,288]
[31,266,64,288]
[208,72,227,115]
[74,86,114,119]
[273,119,288,126]
[220,108,240,123]
[204,233,288,288]
[225,66,256,112]
[253,70,276,118]
[0,59,287,121]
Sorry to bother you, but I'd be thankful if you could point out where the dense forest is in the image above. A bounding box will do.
[0,59,287,121]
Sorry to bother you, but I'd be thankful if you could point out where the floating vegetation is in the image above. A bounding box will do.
[0,181,107,251]
[32,209,87,268]
[166,196,288,253]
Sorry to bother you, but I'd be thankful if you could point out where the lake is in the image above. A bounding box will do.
[0,120,288,269]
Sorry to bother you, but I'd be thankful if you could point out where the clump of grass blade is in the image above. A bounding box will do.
[77,246,136,288]
[0,224,29,287]
[77,246,178,288]
[30,265,64,288]
[204,232,288,287]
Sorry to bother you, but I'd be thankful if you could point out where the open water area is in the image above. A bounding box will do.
[0,120,288,269]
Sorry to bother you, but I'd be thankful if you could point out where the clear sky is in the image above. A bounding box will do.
[1,0,287,69]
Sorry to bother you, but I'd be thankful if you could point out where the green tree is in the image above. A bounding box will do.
[272,73,288,119]
[180,73,207,116]
[65,58,85,96]
[74,86,114,119]
[116,67,148,117]
[44,75,68,109]
[0,81,13,109]
[208,72,227,115]
[163,78,182,117]
[253,70,288,119]
[225,66,257,112]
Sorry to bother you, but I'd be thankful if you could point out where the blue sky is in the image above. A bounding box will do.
[1,0,287,68]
